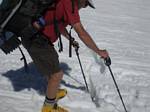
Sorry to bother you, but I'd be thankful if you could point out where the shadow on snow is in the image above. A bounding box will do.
[2,62,86,95]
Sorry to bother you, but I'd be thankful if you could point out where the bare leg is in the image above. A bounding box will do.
[42,70,68,112]
[46,70,63,99]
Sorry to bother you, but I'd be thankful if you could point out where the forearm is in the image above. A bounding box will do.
[78,30,100,54]
[73,22,100,54]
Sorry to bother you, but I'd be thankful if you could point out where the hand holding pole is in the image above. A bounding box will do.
[104,57,111,66]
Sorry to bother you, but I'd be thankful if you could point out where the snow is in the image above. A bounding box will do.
[0,0,150,112]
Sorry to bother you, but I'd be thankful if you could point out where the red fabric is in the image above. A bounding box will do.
[42,0,80,43]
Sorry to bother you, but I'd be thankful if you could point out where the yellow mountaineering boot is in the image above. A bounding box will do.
[42,104,68,112]
[42,89,68,112]
[56,89,67,100]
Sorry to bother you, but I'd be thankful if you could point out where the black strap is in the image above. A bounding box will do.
[18,46,28,73]
[71,0,75,13]
[53,15,63,52]
[52,2,64,52]
[69,0,75,56]
[69,26,73,57]
[58,34,63,52]
[51,0,75,52]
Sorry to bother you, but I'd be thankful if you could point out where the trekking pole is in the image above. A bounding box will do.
[69,27,73,57]
[104,57,128,112]
[74,45,89,92]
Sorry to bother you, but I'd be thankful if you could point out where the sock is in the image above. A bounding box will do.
[44,96,57,107]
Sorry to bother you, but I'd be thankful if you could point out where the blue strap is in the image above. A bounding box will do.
[37,16,46,27]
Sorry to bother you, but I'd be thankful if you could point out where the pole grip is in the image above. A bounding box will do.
[104,57,111,66]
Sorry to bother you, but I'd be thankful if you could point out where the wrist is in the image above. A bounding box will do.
[96,49,102,54]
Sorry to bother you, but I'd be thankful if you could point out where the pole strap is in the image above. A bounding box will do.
[18,46,28,73]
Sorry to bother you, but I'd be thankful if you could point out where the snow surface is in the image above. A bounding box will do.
[0,0,150,112]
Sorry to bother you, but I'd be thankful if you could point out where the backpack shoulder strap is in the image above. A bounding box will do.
[71,0,75,13]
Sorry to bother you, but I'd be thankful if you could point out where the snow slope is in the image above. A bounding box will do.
[0,0,150,112]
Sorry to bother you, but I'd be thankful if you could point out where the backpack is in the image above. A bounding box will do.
[0,0,75,71]
[0,0,57,54]
[0,0,22,54]
[0,0,58,72]
[0,0,76,54]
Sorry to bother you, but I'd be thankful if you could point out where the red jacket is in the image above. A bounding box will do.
[43,0,80,43]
